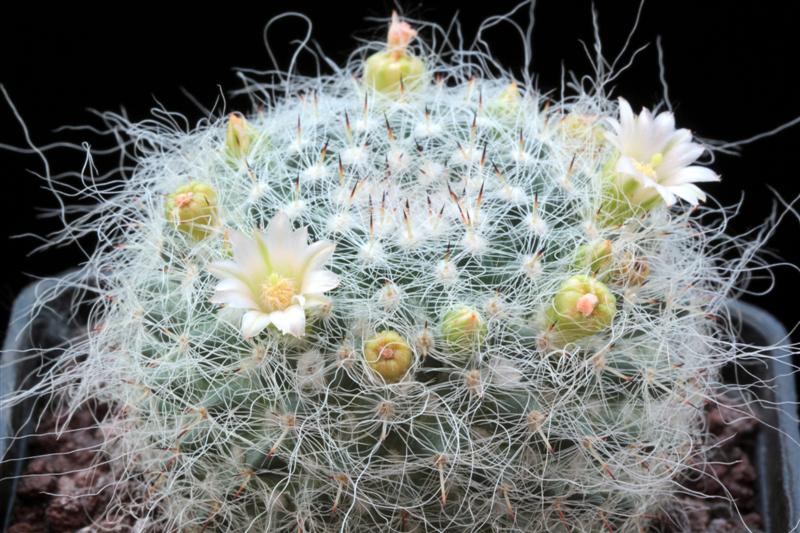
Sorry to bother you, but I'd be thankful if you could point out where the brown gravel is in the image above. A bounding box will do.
[7,404,135,533]
[662,400,763,532]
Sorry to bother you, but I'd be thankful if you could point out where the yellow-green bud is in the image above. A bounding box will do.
[574,239,613,277]
[558,113,606,146]
[364,51,425,94]
[441,306,487,352]
[364,12,425,93]
[486,82,521,119]
[164,182,218,240]
[546,275,616,343]
[225,112,257,161]
[363,330,414,383]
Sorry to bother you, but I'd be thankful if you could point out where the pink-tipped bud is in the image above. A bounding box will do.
[387,11,417,56]
[364,12,425,94]
[575,293,599,317]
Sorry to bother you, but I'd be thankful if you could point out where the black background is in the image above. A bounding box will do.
[1,1,799,335]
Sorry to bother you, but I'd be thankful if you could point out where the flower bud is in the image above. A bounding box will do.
[363,330,414,383]
[364,12,425,93]
[558,113,605,146]
[441,306,487,352]
[165,181,218,240]
[546,275,616,343]
[225,112,257,161]
[486,82,521,119]
[574,239,613,277]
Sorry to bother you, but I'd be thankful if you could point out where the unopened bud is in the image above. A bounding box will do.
[546,275,616,343]
[486,82,521,119]
[364,12,425,93]
[363,330,414,383]
[558,113,605,146]
[165,181,218,240]
[441,306,487,353]
[225,113,257,161]
[574,239,613,277]
[415,326,434,359]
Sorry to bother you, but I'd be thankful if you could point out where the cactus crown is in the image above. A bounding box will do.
[2,9,786,533]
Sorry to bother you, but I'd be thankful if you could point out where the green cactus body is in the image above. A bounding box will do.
[12,11,758,533]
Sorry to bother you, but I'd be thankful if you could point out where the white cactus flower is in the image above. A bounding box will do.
[209,212,339,338]
[606,97,720,206]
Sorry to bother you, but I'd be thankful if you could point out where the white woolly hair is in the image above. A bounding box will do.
[2,4,798,532]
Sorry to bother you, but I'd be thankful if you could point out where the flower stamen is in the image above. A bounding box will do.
[631,153,663,180]
[260,273,297,312]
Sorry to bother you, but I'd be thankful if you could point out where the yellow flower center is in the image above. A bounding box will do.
[260,273,296,312]
[631,152,664,180]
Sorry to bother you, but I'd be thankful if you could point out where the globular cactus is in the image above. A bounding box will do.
[6,10,781,533]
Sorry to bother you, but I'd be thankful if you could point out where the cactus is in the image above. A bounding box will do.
[2,10,790,533]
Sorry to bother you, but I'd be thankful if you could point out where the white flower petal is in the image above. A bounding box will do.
[654,184,678,206]
[665,165,720,186]
[208,260,246,280]
[659,141,704,173]
[618,98,634,130]
[302,270,340,294]
[229,229,268,278]
[215,278,250,293]
[268,305,306,337]
[301,241,336,277]
[653,110,676,137]
[669,183,707,206]
[266,211,305,273]
[212,289,258,309]
[211,278,258,308]
[642,112,676,153]
[241,311,273,338]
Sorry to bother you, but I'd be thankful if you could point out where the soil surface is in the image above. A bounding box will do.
[661,401,763,532]
[7,404,135,533]
[7,401,765,532]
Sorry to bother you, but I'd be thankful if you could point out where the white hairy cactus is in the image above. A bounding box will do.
[2,9,789,533]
